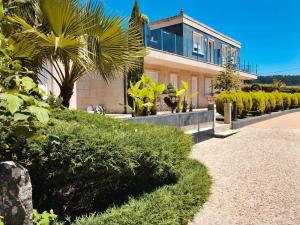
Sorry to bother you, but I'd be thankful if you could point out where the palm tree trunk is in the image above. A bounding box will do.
[59,82,74,108]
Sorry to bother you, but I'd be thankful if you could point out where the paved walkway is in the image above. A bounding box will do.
[190,112,300,225]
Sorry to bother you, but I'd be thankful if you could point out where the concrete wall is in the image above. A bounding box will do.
[76,73,125,113]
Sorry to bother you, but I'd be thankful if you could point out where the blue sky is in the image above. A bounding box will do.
[101,0,300,76]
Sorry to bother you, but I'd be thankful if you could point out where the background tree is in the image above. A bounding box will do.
[9,0,145,107]
[128,0,147,84]
[126,0,148,110]
[272,79,285,91]
[214,59,241,92]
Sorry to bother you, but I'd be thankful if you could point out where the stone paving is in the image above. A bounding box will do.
[189,112,300,225]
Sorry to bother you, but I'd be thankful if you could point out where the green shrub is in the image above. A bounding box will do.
[0,110,193,219]
[291,94,299,107]
[71,160,211,225]
[271,92,284,110]
[238,91,252,118]
[216,91,244,117]
[250,91,266,115]
[295,93,300,105]
[33,209,57,225]
[281,93,291,109]
[263,92,276,113]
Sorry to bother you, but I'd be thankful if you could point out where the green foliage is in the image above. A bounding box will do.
[217,90,300,117]
[215,91,244,117]
[9,0,145,107]
[239,91,252,117]
[33,209,57,225]
[290,94,299,108]
[254,75,300,86]
[263,92,276,113]
[164,81,198,113]
[0,216,3,225]
[214,59,240,92]
[250,91,266,115]
[271,79,285,91]
[0,34,49,138]
[243,84,300,93]
[128,74,165,116]
[280,92,291,109]
[0,110,192,219]
[71,160,211,225]
[127,0,145,84]
[271,92,283,110]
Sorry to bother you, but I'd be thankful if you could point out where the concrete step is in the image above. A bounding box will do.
[214,129,240,138]
[215,123,231,133]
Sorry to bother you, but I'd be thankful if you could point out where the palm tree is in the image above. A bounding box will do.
[8,0,144,107]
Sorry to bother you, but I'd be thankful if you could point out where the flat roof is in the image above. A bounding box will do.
[149,13,241,48]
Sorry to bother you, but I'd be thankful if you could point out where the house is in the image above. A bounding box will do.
[41,11,257,112]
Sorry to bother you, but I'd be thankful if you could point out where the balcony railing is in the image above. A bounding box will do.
[145,28,258,75]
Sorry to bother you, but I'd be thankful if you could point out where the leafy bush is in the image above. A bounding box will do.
[295,93,300,105]
[0,34,49,139]
[271,92,284,110]
[216,91,243,117]
[250,91,266,115]
[291,94,299,108]
[71,160,211,225]
[281,93,291,109]
[263,92,276,113]
[0,110,193,219]
[239,91,252,118]
[33,209,57,225]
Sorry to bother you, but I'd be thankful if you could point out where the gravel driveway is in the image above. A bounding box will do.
[189,112,300,225]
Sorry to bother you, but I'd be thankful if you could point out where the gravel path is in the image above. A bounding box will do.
[189,112,300,225]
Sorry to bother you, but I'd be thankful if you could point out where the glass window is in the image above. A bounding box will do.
[193,32,204,55]
[221,44,228,65]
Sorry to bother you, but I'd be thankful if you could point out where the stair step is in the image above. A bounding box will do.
[215,123,231,133]
[214,129,240,138]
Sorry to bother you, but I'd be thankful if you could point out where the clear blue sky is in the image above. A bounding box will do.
[101,0,300,76]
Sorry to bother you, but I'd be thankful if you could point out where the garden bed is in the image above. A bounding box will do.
[232,108,300,129]
[0,110,212,224]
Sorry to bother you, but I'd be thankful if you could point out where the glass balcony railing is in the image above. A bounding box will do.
[145,28,258,75]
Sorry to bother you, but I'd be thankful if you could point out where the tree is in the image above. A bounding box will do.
[8,0,145,107]
[214,59,240,92]
[128,0,147,84]
[126,0,147,111]
[272,79,285,91]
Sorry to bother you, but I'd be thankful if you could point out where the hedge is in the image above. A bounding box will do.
[0,110,195,219]
[72,160,211,225]
[243,84,300,93]
[215,91,244,117]
[216,90,300,117]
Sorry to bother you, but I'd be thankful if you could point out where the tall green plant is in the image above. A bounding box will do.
[127,74,165,116]
[214,59,240,92]
[127,0,146,84]
[0,34,49,138]
[8,0,145,108]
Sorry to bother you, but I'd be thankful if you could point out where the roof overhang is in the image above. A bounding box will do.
[145,48,257,80]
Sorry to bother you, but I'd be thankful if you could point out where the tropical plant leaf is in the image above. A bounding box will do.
[14,112,30,121]
[26,105,49,124]
[0,93,23,114]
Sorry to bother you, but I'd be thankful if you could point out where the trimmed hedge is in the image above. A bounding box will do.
[0,110,194,219]
[72,160,211,225]
[216,90,300,117]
